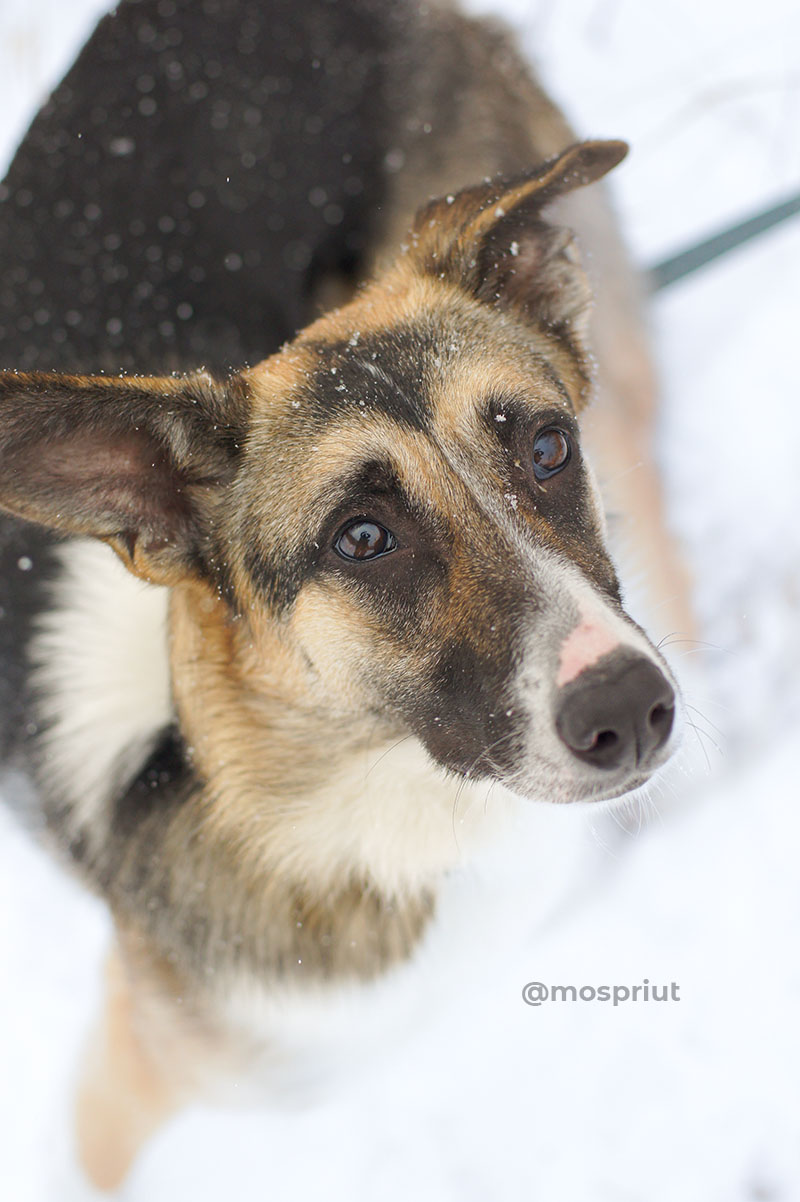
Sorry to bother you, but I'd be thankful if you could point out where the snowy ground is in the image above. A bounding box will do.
[1,1,799,1199]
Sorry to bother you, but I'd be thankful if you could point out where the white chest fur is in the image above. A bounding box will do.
[30,539,172,835]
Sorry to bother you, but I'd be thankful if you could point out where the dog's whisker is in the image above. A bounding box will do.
[450,730,519,843]
[683,701,726,741]
[683,719,718,772]
[583,816,622,860]
[482,776,500,818]
[364,734,416,783]
[680,688,735,715]
[684,717,723,757]
[675,642,738,659]
[607,800,632,834]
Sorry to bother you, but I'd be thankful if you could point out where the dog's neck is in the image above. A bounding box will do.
[168,580,520,902]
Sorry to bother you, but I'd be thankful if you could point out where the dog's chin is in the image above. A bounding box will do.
[585,737,683,809]
[494,759,674,808]
[492,716,683,807]
[575,773,660,807]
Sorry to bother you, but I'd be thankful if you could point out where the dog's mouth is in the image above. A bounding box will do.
[493,744,679,809]
[497,744,678,808]
[568,761,676,806]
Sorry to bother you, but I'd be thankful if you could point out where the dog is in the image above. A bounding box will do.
[0,0,687,1189]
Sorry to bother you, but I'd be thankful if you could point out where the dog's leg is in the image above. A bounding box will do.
[74,939,185,1192]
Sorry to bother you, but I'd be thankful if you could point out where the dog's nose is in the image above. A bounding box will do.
[555,651,675,773]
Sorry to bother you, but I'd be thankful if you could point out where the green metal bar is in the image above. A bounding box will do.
[649,190,800,291]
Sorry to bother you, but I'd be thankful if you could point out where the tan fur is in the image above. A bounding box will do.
[0,4,692,1187]
[77,935,206,1191]
[369,8,579,270]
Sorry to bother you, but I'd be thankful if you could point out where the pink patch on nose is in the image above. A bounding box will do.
[557,619,620,687]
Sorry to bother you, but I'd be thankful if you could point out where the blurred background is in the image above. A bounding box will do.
[0,1,798,1199]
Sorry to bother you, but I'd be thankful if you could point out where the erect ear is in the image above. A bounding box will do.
[408,139,627,342]
[0,370,247,585]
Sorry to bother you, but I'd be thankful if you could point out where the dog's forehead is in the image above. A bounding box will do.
[246,295,577,463]
[229,287,595,612]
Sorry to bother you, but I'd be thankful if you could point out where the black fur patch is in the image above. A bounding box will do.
[0,0,402,376]
[243,538,316,612]
[110,725,191,840]
[0,516,62,763]
[409,626,524,781]
[243,457,449,611]
[298,329,433,431]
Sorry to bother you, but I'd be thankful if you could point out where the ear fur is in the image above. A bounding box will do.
[0,370,247,584]
[408,139,628,341]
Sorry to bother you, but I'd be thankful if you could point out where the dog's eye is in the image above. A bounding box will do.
[334,519,397,561]
[532,428,571,480]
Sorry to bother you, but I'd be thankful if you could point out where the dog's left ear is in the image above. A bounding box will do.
[408,139,627,339]
[0,370,246,585]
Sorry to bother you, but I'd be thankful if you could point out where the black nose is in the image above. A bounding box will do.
[556,651,675,773]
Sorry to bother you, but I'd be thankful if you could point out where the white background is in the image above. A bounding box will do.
[1,1,799,1199]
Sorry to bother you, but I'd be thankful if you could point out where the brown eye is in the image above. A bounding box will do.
[334,519,396,561]
[532,428,571,480]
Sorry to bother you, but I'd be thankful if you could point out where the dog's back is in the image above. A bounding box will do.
[0,0,572,378]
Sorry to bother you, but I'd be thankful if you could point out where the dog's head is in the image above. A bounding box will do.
[0,141,678,810]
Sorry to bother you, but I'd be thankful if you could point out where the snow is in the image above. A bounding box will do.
[1,1,799,1199]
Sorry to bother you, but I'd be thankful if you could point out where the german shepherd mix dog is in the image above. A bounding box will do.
[0,0,686,1189]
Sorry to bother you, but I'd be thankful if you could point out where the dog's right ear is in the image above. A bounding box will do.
[406,141,627,403]
[0,370,247,585]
